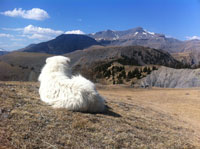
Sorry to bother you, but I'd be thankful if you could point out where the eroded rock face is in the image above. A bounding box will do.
[139,66,200,88]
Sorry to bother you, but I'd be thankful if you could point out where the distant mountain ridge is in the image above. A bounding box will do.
[89,27,200,54]
[20,34,99,54]
[18,27,200,56]
[16,27,200,65]
[89,27,163,41]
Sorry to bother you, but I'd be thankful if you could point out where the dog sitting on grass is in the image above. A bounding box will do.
[38,56,105,113]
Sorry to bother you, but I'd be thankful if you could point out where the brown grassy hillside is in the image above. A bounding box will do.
[0,82,199,148]
[0,46,180,82]
[0,52,52,81]
[0,52,52,67]
[172,51,200,67]
[84,61,158,85]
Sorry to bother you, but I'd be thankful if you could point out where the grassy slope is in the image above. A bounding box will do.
[0,52,53,81]
[0,47,181,82]
[0,52,52,66]
[0,82,199,148]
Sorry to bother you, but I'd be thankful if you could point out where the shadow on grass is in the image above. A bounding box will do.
[86,105,121,117]
[103,106,122,117]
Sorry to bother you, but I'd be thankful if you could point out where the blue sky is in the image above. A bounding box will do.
[0,0,200,51]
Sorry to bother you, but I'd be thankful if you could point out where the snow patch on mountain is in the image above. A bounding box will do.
[113,34,119,40]
[142,32,147,35]
[144,29,155,35]
[134,32,138,36]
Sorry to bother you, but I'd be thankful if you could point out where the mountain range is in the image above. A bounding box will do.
[89,27,200,54]
[18,27,200,65]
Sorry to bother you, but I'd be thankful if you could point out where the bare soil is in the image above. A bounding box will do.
[0,82,200,148]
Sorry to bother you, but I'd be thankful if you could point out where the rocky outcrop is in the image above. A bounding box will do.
[139,66,200,88]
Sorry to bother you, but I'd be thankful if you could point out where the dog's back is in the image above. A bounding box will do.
[38,56,105,113]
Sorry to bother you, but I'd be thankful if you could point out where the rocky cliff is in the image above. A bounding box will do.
[139,66,200,88]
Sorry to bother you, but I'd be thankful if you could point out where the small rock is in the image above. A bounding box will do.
[11,88,15,92]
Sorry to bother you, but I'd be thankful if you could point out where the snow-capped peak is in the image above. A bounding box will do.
[144,29,155,35]
[65,30,85,35]
[147,31,155,35]
[113,34,119,40]
[142,32,147,35]
[134,32,138,36]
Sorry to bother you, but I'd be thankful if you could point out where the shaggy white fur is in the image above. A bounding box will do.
[38,56,105,112]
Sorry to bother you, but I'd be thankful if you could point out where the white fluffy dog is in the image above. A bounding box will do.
[38,56,105,113]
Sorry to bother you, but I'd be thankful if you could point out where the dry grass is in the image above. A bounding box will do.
[171,52,192,64]
[0,82,200,148]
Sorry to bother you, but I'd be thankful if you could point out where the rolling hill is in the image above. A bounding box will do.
[0,46,182,83]
[0,52,52,81]
[65,45,180,67]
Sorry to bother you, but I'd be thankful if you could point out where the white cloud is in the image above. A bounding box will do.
[0,33,14,38]
[3,26,85,38]
[23,25,63,36]
[65,30,85,35]
[1,25,86,50]
[0,25,68,50]
[2,25,64,41]
[1,8,49,20]
[22,25,63,40]
[26,33,54,40]
[186,36,200,40]
[27,33,45,39]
